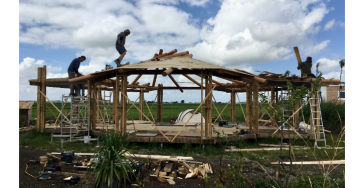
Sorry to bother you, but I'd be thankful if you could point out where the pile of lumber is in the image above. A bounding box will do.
[149,160,212,185]
[19,125,34,132]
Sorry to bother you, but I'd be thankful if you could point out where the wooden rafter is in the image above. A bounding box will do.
[131,74,142,85]
[152,68,158,87]
[168,74,183,93]
[195,74,222,85]
[182,74,201,87]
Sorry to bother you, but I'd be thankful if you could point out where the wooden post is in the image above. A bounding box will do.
[115,74,120,132]
[294,87,300,129]
[230,89,236,122]
[157,84,161,122]
[139,88,144,121]
[121,73,127,134]
[41,66,46,133]
[161,84,163,122]
[246,85,252,133]
[208,70,213,138]
[253,81,259,136]
[200,70,204,143]
[204,71,209,138]
[36,67,42,131]
[112,86,116,124]
[92,81,97,130]
[270,86,275,127]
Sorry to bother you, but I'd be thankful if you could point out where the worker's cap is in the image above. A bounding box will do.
[124,29,130,34]
[306,56,312,61]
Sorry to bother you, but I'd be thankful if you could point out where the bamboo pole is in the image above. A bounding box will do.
[213,95,225,120]
[45,104,60,124]
[253,81,259,135]
[213,100,231,124]
[144,99,155,122]
[236,93,246,120]
[171,84,218,142]
[246,85,252,133]
[230,89,236,122]
[39,91,70,122]
[146,94,158,120]
[200,70,203,143]
[126,96,139,113]
[119,91,171,142]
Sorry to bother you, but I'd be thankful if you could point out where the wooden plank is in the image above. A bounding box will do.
[164,163,174,173]
[225,147,344,152]
[271,160,345,165]
[135,133,158,137]
[167,179,175,185]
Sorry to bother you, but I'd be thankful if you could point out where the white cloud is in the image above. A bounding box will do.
[324,19,335,30]
[187,0,331,67]
[19,57,70,100]
[338,21,345,28]
[322,71,344,81]
[182,0,211,6]
[313,58,340,72]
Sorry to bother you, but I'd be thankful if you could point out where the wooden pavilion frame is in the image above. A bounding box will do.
[29,48,340,144]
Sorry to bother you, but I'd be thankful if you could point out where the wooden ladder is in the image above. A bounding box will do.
[308,91,327,149]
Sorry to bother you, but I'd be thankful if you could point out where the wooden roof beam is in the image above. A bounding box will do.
[131,74,142,85]
[219,69,267,84]
[195,74,222,85]
[153,49,177,59]
[168,74,184,93]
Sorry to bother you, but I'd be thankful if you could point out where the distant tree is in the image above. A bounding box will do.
[181,100,185,103]
[284,70,290,77]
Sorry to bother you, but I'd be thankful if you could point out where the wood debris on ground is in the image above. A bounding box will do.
[149,160,213,185]
[19,125,35,132]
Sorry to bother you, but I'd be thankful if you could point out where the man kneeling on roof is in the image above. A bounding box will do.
[114,29,130,67]
[297,56,316,78]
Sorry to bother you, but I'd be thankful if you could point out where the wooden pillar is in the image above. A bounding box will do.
[204,71,209,138]
[275,88,279,104]
[157,84,161,122]
[115,74,120,132]
[161,84,163,122]
[253,81,259,136]
[246,84,252,133]
[270,86,275,127]
[200,70,204,143]
[36,67,42,131]
[41,66,46,133]
[230,89,236,122]
[91,81,97,130]
[139,88,144,121]
[121,73,127,134]
[294,87,300,129]
[112,86,116,124]
[208,70,213,138]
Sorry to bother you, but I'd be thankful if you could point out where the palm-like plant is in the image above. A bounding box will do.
[316,62,321,76]
[339,59,345,89]
[89,132,134,188]
[284,70,290,77]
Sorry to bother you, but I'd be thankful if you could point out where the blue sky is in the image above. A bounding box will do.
[19,0,345,102]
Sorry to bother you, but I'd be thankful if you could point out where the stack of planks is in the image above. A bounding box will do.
[150,160,213,185]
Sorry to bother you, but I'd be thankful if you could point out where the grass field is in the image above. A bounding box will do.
[28,101,344,133]
[30,102,249,123]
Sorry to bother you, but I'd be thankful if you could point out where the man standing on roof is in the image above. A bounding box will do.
[68,56,86,97]
[114,29,130,67]
[297,56,316,78]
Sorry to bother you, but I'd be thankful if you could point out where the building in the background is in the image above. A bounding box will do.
[320,82,345,102]
[19,101,35,126]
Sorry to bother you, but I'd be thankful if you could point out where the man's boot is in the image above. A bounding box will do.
[114,59,122,67]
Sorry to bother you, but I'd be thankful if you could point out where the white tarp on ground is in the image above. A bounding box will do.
[175,109,205,126]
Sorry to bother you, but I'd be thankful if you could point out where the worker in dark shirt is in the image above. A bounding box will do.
[68,56,86,97]
[297,56,316,78]
[114,29,130,67]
